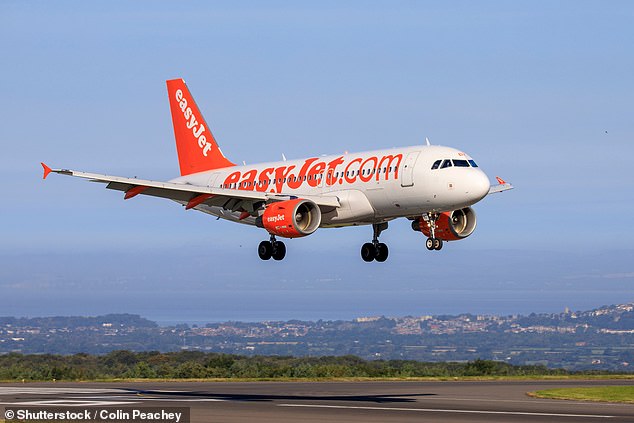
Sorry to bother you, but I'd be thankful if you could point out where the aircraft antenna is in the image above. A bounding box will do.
[425,137,431,146]
[282,153,287,162]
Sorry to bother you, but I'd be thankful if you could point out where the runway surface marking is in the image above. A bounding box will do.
[0,400,136,406]
[278,403,615,418]
[0,387,125,395]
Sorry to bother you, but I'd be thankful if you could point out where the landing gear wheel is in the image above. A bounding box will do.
[361,243,377,262]
[434,238,443,251]
[426,237,434,251]
[361,222,389,262]
[375,243,389,262]
[258,241,273,260]
[272,241,286,261]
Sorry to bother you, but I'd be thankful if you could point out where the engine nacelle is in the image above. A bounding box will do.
[413,207,477,241]
[256,198,321,238]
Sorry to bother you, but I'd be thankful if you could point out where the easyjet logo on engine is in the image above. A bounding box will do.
[266,214,286,223]
[175,89,212,157]
[222,153,403,194]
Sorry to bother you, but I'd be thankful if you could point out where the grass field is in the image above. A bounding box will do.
[530,386,634,403]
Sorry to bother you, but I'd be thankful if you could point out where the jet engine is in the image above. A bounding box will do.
[256,198,321,238]
[413,207,477,240]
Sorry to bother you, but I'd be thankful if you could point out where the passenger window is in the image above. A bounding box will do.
[468,160,478,167]
[431,160,441,170]
[440,159,452,169]
[453,159,469,167]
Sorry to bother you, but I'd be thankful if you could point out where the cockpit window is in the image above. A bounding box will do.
[440,159,453,169]
[452,159,469,167]
[431,160,441,170]
[468,160,478,167]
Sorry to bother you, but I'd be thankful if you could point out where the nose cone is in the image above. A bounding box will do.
[466,169,490,204]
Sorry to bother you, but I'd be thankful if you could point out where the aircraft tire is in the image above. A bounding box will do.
[272,241,286,261]
[375,243,389,262]
[434,238,443,250]
[425,238,434,250]
[258,241,273,260]
[361,242,377,262]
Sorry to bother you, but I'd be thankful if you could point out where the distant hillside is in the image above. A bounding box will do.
[0,314,157,329]
[1,303,634,371]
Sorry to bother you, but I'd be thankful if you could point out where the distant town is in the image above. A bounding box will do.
[2,303,634,371]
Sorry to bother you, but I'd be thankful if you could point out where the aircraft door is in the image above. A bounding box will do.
[207,173,220,188]
[400,151,420,187]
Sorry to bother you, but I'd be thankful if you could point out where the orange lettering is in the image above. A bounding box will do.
[359,156,378,182]
[256,167,274,192]
[307,161,326,187]
[287,158,319,189]
[239,169,257,190]
[223,171,241,188]
[344,157,362,184]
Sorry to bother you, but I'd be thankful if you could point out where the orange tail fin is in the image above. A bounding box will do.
[166,79,235,176]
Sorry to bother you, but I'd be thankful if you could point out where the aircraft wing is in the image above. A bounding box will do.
[41,164,341,212]
[488,176,514,195]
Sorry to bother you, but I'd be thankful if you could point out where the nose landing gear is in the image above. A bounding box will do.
[423,213,443,251]
[258,235,286,261]
[361,222,389,262]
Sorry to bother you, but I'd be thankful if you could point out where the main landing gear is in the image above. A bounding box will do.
[258,235,286,261]
[423,213,443,251]
[361,222,389,262]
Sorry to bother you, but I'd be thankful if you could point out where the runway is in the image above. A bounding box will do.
[1,379,633,422]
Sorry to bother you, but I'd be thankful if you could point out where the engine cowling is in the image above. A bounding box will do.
[413,207,477,241]
[256,199,321,238]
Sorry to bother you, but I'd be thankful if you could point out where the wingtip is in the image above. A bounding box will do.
[495,176,507,185]
[41,162,52,180]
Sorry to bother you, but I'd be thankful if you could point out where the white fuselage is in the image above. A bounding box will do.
[171,144,490,227]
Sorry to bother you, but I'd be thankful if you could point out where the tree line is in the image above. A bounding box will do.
[0,351,580,381]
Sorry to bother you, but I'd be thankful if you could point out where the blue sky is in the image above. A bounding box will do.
[1,1,633,321]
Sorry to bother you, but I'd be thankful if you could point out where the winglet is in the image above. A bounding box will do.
[41,162,52,180]
[488,176,514,195]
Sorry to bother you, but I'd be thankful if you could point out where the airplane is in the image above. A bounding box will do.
[41,78,513,262]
